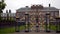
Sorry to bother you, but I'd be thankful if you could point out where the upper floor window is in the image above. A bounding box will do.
[55,12,59,17]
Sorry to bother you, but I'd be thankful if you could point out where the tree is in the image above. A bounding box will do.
[0,0,6,20]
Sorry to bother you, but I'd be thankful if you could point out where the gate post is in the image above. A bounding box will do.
[25,14,30,32]
[45,13,50,32]
[55,17,60,33]
[15,17,20,32]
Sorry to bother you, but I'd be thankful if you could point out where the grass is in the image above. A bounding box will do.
[50,25,60,31]
[0,24,59,34]
[50,25,56,31]
[0,27,15,33]
[44,24,56,31]
[0,25,25,34]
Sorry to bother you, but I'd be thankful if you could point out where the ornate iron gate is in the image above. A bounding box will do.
[15,12,60,33]
[24,13,51,32]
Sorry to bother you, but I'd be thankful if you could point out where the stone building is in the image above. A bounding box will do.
[1,10,16,20]
[16,4,59,24]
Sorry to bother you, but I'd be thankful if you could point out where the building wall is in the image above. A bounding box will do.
[1,13,16,20]
[16,10,59,24]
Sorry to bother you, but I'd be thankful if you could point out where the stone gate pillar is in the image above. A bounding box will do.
[45,13,50,32]
[25,14,30,32]
[15,17,20,32]
[55,17,60,33]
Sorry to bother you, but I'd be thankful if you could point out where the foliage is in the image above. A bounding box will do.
[0,0,6,20]
[0,0,6,11]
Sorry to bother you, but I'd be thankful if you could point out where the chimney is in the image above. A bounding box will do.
[9,9,11,13]
[26,6,29,8]
[31,5,35,9]
[49,4,51,7]
[6,10,8,13]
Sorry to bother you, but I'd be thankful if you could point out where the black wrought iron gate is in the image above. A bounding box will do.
[15,13,60,33]
[24,13,51,32]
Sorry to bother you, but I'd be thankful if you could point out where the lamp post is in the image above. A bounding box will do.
[25,13,30,32]
[55,17,60,33]
[45,13,50,32]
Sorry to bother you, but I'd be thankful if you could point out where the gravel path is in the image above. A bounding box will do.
[8,32,60,34]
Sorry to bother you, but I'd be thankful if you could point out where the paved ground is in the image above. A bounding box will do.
[9,32,60,34]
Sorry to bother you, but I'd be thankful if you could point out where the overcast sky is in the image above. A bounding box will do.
[2,0,60,13]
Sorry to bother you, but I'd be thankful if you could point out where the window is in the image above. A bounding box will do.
[39,12,41,15]
[34,13,35,15]
[50,16,53,19]
[51,12,54,16]
[9,13,10,17]
[55,12,58,17]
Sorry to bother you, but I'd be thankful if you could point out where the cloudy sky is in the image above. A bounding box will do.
[2,0,60,13]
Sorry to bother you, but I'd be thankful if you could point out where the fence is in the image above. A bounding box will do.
[0,20,25,28]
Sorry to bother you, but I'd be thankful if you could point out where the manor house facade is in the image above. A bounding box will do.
[16,4,59,24]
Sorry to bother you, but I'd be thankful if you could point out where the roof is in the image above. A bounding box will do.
[17,7,59,12]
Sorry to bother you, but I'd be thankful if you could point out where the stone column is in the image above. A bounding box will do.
[25,14,30,32]
[45,13,50,32]
[15,17,20,32]
[55,17,60,33]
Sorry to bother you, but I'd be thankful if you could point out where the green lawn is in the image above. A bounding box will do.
[50,25,56,31]
[43,24,56,31]
[44,25,56,31]
[0,25,25,34]
[0,24,59,34]
[50,25,60,31]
